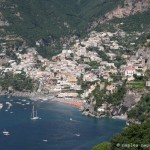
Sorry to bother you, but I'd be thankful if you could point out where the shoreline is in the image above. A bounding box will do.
[0,91,127,121]
[54,99,83,109]
[112,115,127,120]
[0,91,83,109]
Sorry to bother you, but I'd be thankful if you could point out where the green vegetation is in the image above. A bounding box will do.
[0,0,125,58]
[87,61,100,69]
[92,120,150,150]
[145,70,150,80]
[92,142,111,150]
[36,46,60,59]
[91,84,106,106]
[110,120,150,150]
[81,81,96,91]
[127,94,150,123]
[114,56,126,69]
[1,0,77,42]
[127,80,145,92]
[87,46,109,61]
[106,82,126,106]
[90,81,126,106]
[0,72,35,91]
[79,0,124,30]
[111,11,150,33]
[5,49,21,64]
[109,72,122,82]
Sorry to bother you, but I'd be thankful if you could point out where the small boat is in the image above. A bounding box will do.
[70,118,73,121]
[31,105,39,120]
[3,129,10,136]
[0,103,3,109]
[16,102,22,105]
[42,139,48,142]
[75,133,80,137]
[42,98,48,101]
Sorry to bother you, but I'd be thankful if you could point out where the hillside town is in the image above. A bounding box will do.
[0,30,150,116]
[0,31,147,98]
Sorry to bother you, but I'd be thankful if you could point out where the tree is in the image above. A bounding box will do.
[92,142,111,150]
[110,121,150,150]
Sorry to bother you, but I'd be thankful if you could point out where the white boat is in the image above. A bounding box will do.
[31,105,39,120]
[70,118,73,121]
[42,139,48,142]
[75,133,80,137]
[0,103,3,109]
[3,129,10,136]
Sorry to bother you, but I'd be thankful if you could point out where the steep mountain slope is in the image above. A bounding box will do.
[91,0,150,31]
[103,0,150,23]
[0,0,126,45]
[0,0,150,56]
[0,0,81,43]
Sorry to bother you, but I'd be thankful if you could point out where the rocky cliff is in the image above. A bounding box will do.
[81,90,142,120]
[104,0,150,20]
[91,0,150,29]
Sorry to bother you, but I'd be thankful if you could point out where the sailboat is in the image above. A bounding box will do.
[31,105,39,120]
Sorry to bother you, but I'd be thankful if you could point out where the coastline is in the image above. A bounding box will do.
[0,91,127,121]
[53,98,83,109]
[112,115,127,120]
[0,91,83,109]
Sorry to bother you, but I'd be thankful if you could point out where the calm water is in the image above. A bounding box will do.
[0,96,126,150]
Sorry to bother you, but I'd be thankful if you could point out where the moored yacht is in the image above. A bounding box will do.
[3,129,10,136]
[31,105,39,120]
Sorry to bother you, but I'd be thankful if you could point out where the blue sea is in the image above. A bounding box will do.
[0,96,126,150]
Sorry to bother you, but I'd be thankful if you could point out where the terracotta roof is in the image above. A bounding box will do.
[126,66,135,71]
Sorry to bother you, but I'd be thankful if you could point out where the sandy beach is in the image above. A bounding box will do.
[51,97,83,109]
[58,100,83,108]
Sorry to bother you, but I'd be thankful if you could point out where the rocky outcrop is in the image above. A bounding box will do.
[126,118,141,125]
[91,0,150,29]
[123,90,141,107]
[103,0,150,21]
[81,90,142,120]
[80,101,107,118]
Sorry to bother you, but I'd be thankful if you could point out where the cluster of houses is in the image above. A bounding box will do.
[0,30,149,98]
[121,53,147,81]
